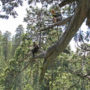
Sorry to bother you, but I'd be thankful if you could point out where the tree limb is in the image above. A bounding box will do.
[40,16,72,31]
[59,0,78,8]
[39,0,88,83]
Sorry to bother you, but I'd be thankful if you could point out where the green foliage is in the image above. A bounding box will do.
[0,1,90,90]
[24,84,33,90]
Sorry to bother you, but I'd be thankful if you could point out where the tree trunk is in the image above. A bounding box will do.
[40,0,89,82]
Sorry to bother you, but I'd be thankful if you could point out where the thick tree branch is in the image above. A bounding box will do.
[59,0,78,7]
[40,16,72,31]
[40,0,88,83]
